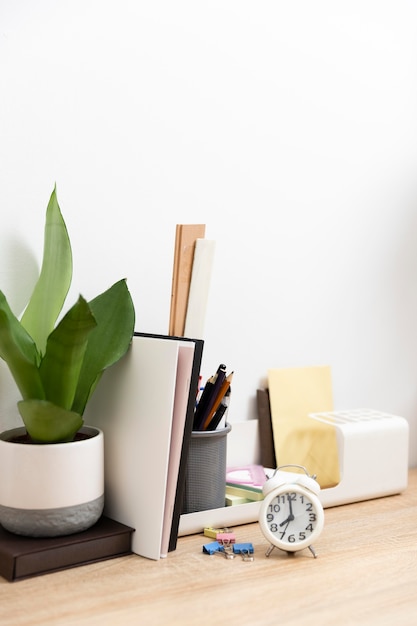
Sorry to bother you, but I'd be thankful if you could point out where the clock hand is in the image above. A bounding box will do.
[279,520,291,536]
[288,494,294,520]
[280,494,295,526]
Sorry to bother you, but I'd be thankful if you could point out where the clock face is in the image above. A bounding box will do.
[259,484,324,552]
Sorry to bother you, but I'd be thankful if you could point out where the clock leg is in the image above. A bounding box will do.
[265,544,275,557]
[308,545,317,558]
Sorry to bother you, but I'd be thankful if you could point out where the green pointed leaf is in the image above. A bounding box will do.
[0,292,44,400]
[21,186,72,355]
[71,279,135,415]
[39,296,97,410]
[0,186,135,444]
[18,399,83,443]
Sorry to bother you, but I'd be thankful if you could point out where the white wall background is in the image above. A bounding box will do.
[1,1,417,465]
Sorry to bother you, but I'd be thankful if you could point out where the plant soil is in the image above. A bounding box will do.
[6,431,91,444]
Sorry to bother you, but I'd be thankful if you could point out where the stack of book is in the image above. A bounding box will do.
[86,332,204,560]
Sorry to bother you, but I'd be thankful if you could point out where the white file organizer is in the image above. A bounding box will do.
[309,409,409,507]
[178,408,409,536]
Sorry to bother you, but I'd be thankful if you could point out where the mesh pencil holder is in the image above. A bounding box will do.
[183,423,231,514]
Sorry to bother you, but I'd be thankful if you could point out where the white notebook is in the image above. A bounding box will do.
[85,334,197,560]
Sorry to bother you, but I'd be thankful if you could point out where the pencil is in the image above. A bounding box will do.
[206,387,231,431]
[201,372,233,431]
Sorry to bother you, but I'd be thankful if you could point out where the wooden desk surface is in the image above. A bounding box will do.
[1,470,416,626]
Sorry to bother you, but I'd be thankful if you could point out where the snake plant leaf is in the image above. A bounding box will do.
[39,296,97,411]
[71,279,135,415]
[18,399,83,443]
[0,292,44,400]
[20,186,72,356]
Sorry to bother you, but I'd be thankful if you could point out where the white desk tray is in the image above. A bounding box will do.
[178,409,409,536]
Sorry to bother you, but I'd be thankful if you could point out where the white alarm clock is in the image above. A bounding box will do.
[259,465,324,558]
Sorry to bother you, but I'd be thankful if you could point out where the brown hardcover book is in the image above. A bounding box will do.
[0,516,133,582]
[257,388,276,469]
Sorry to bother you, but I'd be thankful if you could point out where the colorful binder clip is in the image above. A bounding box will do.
[216,532,236,544]
[233,543,254,561]
[202,541,221,555]
[202,541,235,559]
[203,527,232,539]
[204,527,224,539]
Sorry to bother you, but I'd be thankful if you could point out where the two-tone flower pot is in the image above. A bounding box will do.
[0,425,104,537]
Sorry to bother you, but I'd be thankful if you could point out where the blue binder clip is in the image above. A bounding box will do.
[202,541,221,555]
[203,541,235,559]
[233,543,254,561]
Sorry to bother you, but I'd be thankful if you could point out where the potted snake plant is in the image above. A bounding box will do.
[0,186,135,537]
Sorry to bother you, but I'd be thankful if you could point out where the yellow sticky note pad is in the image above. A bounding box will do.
[267,366,340,489]
[225,494,252,507]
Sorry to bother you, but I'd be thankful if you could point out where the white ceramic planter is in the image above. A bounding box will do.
[0,425,104,537]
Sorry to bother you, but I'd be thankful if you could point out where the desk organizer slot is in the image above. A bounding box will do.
[309,409,409,507]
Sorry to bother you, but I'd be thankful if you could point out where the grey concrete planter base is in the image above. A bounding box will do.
[0,495,104,537]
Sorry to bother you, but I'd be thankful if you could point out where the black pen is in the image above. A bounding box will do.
[193,364,226,430]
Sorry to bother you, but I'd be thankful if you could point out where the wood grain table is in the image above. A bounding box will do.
[1,470,416,626]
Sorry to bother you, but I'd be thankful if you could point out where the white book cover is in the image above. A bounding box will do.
[85,335,183,560]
